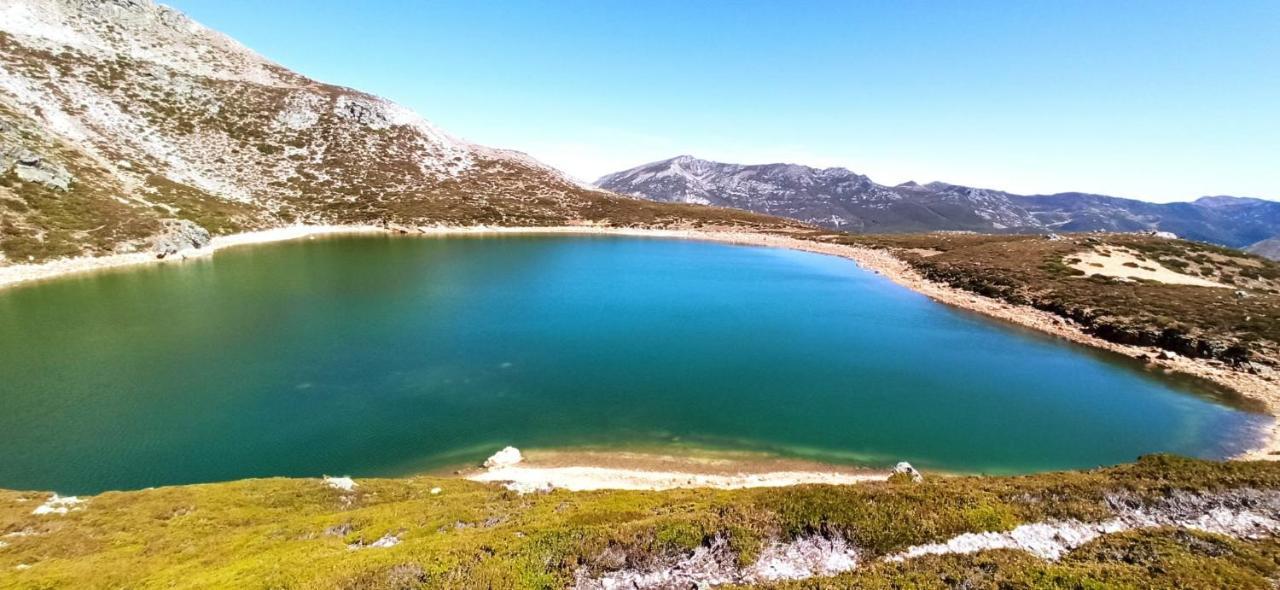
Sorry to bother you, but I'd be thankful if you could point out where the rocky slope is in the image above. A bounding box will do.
[0,0,776,265]
[597,156,1280,247]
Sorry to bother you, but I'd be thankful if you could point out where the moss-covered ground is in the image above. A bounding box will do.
[2,456,1279,588]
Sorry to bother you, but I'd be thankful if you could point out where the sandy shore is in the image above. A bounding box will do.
[464,449,889,492]
[2,222,1276,466]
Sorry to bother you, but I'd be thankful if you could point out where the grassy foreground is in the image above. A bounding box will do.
[2,456,1280,588]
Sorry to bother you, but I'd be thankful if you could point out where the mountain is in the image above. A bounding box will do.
[0,0,770,264]
[594,155,1042,233]
[596,156,1280,247]
[1248,237,1280,261]
[1013,194,1280,247]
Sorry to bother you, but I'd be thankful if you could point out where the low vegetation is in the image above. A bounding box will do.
[816,231,1280,366]
[2,456,1279,588]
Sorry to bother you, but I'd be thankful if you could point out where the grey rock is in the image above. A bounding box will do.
[151,219,211,258]
[2,147,73,191]
[892,461,924,483]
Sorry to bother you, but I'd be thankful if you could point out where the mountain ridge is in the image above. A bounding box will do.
[596,155,1280,247]
[0,0,778,264]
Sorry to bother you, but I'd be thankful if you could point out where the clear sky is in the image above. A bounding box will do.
[167,0,1279,202]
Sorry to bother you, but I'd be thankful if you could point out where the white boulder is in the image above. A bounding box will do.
[483,446,524,468]
[892,462,924,483]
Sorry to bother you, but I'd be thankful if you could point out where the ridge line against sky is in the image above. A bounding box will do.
[166,0,1280,203]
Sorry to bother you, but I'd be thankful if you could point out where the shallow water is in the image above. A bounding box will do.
[0,235,1266,493]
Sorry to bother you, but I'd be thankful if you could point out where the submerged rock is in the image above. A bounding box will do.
[152,219,211,258]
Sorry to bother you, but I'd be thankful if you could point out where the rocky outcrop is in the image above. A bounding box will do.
[151,219,210,258]
[1,146,73,191]
[891,461,924,483]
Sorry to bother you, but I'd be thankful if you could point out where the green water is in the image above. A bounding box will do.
[0,235,1267,493]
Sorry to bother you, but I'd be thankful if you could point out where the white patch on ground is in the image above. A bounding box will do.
[577,534,858,589]
[31,494,83,516]
[578,491,1280,589]
[323,476,357,492]
[748,535,860,581]
[1068,248,1226,288]
[894,491,1280,562]
[430,487,442,495]
[892,520,1123,561]
[274,91,324,130]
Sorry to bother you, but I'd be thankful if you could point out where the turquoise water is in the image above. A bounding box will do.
[0,235,1266,494]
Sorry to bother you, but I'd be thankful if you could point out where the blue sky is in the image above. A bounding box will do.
[168,1,1279,201]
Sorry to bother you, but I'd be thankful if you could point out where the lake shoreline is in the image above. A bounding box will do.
[2,223,1275,471]
[460,448,892,492]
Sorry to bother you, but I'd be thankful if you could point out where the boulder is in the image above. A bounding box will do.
[892,461,923,483]
[2,147,73,191]
[152,219,211,258]
[483,446,523,468]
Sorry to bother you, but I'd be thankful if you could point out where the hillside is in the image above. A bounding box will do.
[1248,237,1280,261]
[0,1,781,265]
[596,156,1280,246]
[3,456,1280,588]
[823,230,1280,368]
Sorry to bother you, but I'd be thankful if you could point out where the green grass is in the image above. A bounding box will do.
[2,456,1279,589]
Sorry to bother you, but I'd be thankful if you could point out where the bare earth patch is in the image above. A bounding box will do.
[1068,248,1227,288]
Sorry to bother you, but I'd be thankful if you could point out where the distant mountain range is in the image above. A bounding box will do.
[596,156,1280,248]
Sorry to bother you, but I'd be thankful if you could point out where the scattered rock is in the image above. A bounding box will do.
[32,494,83,516]
[749,535,860,582]
[483,446,524,468]
[891,461,924,483]
[429,487,442,495]
[367,533,401,548]
[1045,233,1063,241]
[324,522,353,537]
[152,219,211,258]
[348,533,400,550]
